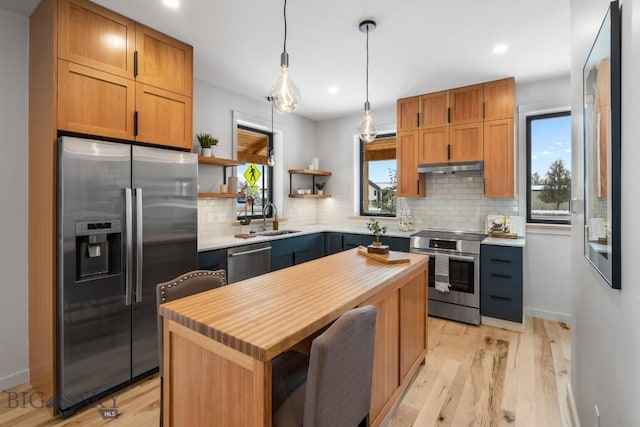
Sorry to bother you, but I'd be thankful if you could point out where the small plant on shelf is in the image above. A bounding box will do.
[315,181,326,194]
[367,218,388,246]
[195,132,218,157]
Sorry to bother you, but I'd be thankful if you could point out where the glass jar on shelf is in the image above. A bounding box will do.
[398,209,414,232]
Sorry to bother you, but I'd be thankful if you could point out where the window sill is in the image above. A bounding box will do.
[526,222,571,236]
[348,215,398,222]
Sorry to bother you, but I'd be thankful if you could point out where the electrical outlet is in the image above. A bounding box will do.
[207,212,215,223]
[594,404,600,427]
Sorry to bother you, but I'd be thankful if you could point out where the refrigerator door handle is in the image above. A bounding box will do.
[135,188,143,303]
[125,188,133,306]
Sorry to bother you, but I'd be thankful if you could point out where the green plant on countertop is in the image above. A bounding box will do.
[314,181,326,190]
[367,218,388,244]
[195,132,218,148]
[239,216,251,226]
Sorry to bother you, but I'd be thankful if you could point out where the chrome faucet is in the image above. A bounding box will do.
[262,202,278,231]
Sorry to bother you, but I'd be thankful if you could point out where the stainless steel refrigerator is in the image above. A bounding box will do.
[56,136,197,416]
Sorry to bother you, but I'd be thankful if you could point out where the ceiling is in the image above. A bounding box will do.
[1,0,570,121]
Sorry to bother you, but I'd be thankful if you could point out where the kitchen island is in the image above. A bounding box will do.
[159,248,429,426]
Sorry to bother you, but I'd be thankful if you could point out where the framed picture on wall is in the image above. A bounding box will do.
[582,0,621,289]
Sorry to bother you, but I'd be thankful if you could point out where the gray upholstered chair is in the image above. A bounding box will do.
[272,305,378,427]
[156,269,226,425]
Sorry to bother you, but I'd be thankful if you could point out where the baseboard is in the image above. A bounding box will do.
[524,307,571,324]
[566,383,580,427]
[0,368,29,392]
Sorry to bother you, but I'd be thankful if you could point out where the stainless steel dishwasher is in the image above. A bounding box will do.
[227,241,272,283]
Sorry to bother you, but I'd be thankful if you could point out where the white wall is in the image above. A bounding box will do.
[570,0,640,425]
[0,9,29,391]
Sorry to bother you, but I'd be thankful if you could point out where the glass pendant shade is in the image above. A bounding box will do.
[267,153,276,167]
[358,102,378,142]
[269,53,301,114]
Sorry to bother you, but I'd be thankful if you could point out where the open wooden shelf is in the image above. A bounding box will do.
[287,169,332,176]
[198,192,243,199]
[288,194,332,199]
[198,156,244,167]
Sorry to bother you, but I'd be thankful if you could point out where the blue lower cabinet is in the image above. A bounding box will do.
[324,232,343,255]
[342,233,363,250]
[270,238,296,271]
[197,248,227,274]
[380,236,410,252]
[271,234,325,272]
[293,234,324,265]
[480,244,524,323]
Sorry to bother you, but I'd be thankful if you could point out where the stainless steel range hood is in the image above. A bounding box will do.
[417,161,483,174]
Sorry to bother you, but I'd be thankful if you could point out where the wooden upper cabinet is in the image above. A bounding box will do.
[449,84,484,124]
[420,91,449,128]
[58,60,135,140]
[418,127,449,164]
[450,122,483,162]
[397,132,425,198]
[484,118,514,197]
[58,0,135,79]
[136,83,193,150]
[136,24,193,97]
[397,97,420,132]
[484,78,515,121]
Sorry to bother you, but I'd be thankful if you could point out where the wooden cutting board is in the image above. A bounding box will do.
[356,246,410,264]
[234,233,257,239]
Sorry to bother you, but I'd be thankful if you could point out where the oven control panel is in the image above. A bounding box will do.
[428,239,458,251]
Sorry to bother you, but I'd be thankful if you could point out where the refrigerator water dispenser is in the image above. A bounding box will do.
[75,220,122,280]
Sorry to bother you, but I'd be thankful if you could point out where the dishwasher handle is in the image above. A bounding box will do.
[228,246,272,257]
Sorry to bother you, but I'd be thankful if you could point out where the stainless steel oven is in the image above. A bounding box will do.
[410,230,485,325]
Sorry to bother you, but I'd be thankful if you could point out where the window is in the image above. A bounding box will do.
[235,125,273,220]
[360,133,396,216]
[526,111,572,224]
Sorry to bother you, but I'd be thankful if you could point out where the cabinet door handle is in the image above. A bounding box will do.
[134,111,139,136]
[447,144,451,160]
[416,180,420,194]
[483,101,485,118]
[490,258,511,263]
[490,295,511,301]
[490,273,511,279]
[417,112,420,127]
[447,107,451,123]
[134,51,139,77]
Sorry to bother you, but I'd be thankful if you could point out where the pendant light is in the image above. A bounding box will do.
[358,19,378,143]
[269,0,301,114]
[267,98,276,167]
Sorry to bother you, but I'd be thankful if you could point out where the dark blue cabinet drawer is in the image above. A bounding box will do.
[481,245,522,275]
[481,294,522,323]
[481,271,523,300]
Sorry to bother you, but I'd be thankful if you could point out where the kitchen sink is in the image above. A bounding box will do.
[256,230,302,236]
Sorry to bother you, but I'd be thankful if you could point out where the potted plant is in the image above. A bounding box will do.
[314,181,326,195]
[195,132,218,157]
[367,218,388,248]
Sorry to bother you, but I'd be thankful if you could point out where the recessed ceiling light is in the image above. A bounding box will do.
[493,44,508,54]
[328,86,338,95]
[163,0,180,9]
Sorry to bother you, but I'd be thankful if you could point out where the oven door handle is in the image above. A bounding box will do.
[448,254,476,262]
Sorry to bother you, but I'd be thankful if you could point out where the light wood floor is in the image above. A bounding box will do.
[0,316,571,427]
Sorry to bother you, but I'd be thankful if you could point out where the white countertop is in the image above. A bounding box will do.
[198,225,416,252]
[481,236,526,247]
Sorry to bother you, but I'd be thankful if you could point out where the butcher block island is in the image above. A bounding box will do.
[159,249,429,426]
